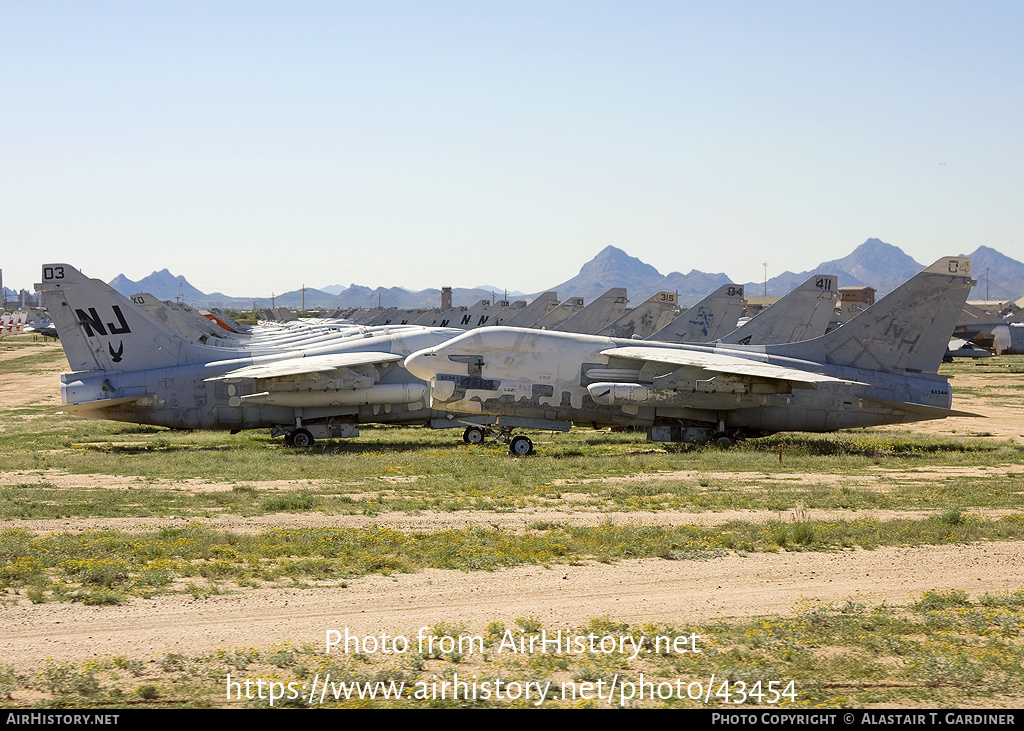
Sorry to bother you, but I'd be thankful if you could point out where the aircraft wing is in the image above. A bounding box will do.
[601,346,866,386]
[205,352,404,381]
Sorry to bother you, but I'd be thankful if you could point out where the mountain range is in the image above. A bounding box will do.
[102,239,1024,310]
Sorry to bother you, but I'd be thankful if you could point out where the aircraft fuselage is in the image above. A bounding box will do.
[404,327,955,440]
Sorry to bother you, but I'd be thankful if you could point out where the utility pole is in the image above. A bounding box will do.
[763,262,767,297]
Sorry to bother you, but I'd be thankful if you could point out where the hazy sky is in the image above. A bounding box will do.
[2,1,1022,297]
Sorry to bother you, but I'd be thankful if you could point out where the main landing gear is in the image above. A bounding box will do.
[272,421,316,447]
[285,428,315,447]
[462,426,487,445]
[711,431,736,449]
[461,425,534,455]
[508,434,534,456]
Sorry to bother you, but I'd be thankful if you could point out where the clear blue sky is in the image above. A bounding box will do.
[2,1,1022,297]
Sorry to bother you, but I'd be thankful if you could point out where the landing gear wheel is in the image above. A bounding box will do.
[712,431,735,449]
[509,435,533,456]
[463,426,486,445]
[289,428,315,448]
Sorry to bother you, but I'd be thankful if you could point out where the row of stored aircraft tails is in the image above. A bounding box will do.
[36,258,977,453]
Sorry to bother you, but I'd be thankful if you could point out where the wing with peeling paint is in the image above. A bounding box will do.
[601,346,866,386]
[205,352,403,381]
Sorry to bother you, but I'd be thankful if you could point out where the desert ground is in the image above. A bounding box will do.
[2,338,1023,707]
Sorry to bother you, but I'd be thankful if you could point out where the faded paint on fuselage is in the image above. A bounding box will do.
[59,327,466,432]
[405,327,954,436]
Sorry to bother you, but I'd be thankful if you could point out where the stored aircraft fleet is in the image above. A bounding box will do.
[35,257,976,453]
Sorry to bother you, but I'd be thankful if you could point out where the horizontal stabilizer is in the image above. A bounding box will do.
[62,395,154,415]
[602,346,867,386]
[858,396,984,419]
[205,352,403,381]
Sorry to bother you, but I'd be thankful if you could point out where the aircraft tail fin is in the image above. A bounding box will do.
[36,264,204,373]
[501,292,559,328]
[556,287,630,334]
[719,274,838,345]
[768,257,974,374]
[597,291,679,339]
[648,283,746,343]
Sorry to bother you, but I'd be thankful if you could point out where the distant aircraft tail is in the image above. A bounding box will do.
[767,257,974,374]
[556,287,630,334]
[36,264,206,372]
[597,291,678,339]
[1,311,27,338]
[501,292,559,328]
[648,283,746,343]
[719,274,837,345]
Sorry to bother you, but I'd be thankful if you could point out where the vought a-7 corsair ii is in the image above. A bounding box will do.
[404,257,979,454]
[36,264,488,446]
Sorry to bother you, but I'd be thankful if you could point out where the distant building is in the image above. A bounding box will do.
[837,286,875,324]
[742,296,778,315]
[839,286,876,307]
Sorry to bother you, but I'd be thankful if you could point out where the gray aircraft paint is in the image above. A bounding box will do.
[529,296,585,330]
[647,283,746,343]
[596,292,680,340]
[554,287,630,334]
[404,258,977,443]
[36,264,476,437]
[500,292,559,328]
[718,274,838,345]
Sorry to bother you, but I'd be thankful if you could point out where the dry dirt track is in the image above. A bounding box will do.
[2,345,1024,670]
[3,543,1024,668]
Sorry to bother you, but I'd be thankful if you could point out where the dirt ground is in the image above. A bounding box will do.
[2,344,1023,671]
[5,543,1024,668]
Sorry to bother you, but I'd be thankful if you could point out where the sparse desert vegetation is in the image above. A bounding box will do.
[2,338,1024,707]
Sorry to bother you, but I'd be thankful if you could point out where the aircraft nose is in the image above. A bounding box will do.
[404,350,440,380]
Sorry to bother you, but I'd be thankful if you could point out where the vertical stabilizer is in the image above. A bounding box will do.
[768,257,975,374]
[556,287,630,334]
[36,264,204,372]
[648,283,746,343]
[597,292,679,339]
[501,292,559,328]
[719,275,838,345]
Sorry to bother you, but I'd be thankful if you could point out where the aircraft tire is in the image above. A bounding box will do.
[712,432,735,449]
[509,435,533,456]
[463,426,486,445]
[289,428,315,448]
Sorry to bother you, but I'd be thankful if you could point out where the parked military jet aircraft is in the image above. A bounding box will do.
[36,264,492,446]
[1,310,27,338]
[405,257,978,454]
